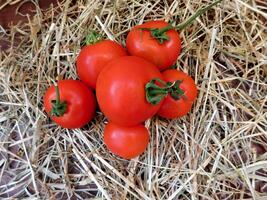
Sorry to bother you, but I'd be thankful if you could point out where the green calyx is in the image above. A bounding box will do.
[141,0,223,44]
[141,25,173,44]
[145,78,184,105]
[50,85,67,117]
[83,31,102,45]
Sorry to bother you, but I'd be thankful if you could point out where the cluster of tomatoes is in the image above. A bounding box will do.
[44,20,197,159]
[44,0,222,159]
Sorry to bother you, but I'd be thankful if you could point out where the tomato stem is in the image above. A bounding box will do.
[176,0,223,31]
[145,79,184,105]
[55,84,60,105]
[50,84,67,117]
[84,31,102,45]
[145,0,223,43]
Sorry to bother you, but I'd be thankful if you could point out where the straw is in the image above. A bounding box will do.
[0,0,266,199]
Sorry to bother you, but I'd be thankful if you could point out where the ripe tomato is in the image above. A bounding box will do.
[157,69,197,119]
[126,20,181,71]
[104,122,149,159]
[44,80,96,128]
[96,56,163,126]
[76,40,127,89]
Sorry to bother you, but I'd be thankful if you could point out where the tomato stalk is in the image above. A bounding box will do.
[84,31,102,45]
[146,78,184,105]
[147,0,223,44]
[50,84,67,117]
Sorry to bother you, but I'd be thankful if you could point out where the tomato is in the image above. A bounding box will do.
[44,80,96,128]
[76,40,127,89]
[96,56,163,126]
[157,69,197,119]
[126,20,181,71]
[104,122,149,159]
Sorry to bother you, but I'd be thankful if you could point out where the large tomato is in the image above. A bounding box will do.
[96,56,163,126]
[76,40,127,89]
[104,122,149,159]
[126,20,181,71]
[44,80,96,128]
[157,69,197,119]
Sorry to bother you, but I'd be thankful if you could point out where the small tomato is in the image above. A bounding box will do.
[157,69,197,118]
[126,20,181,71]
[104,122,149,159]
[77,40,127,89]
[44,80,96,128]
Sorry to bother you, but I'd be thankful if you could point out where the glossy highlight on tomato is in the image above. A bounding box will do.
[96,56,163,126]
[76,40,127,89]
[104,122,149,159]
[44,80,96,128]
[157,69,197,119]
[126,20,181,71]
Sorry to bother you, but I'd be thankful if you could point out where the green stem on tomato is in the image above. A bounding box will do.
[145,78,184,105]
[50,84,67,117]
[83,31,102,45]
[146,0,223,43]
[176,0,223,31]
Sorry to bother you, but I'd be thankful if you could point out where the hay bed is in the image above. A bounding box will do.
[0,0,267,199]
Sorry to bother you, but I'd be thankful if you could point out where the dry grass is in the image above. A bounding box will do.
[0,0,267,199]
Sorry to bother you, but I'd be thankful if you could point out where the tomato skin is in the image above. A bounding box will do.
[44,80,96,128]
[96,56,163,126]
[76,40,127,89]
[126,20,181,71]
[104,123,149,159]
[157,70,197,119]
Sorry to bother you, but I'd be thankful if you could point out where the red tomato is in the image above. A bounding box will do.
[126,20,181,71]
[157,69,197,119]
[44,80,96,128]
[76,40,127,89]
[104,122,149,159]
[96,56,163,126]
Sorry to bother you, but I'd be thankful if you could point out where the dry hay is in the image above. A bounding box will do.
[0,0,267,199]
